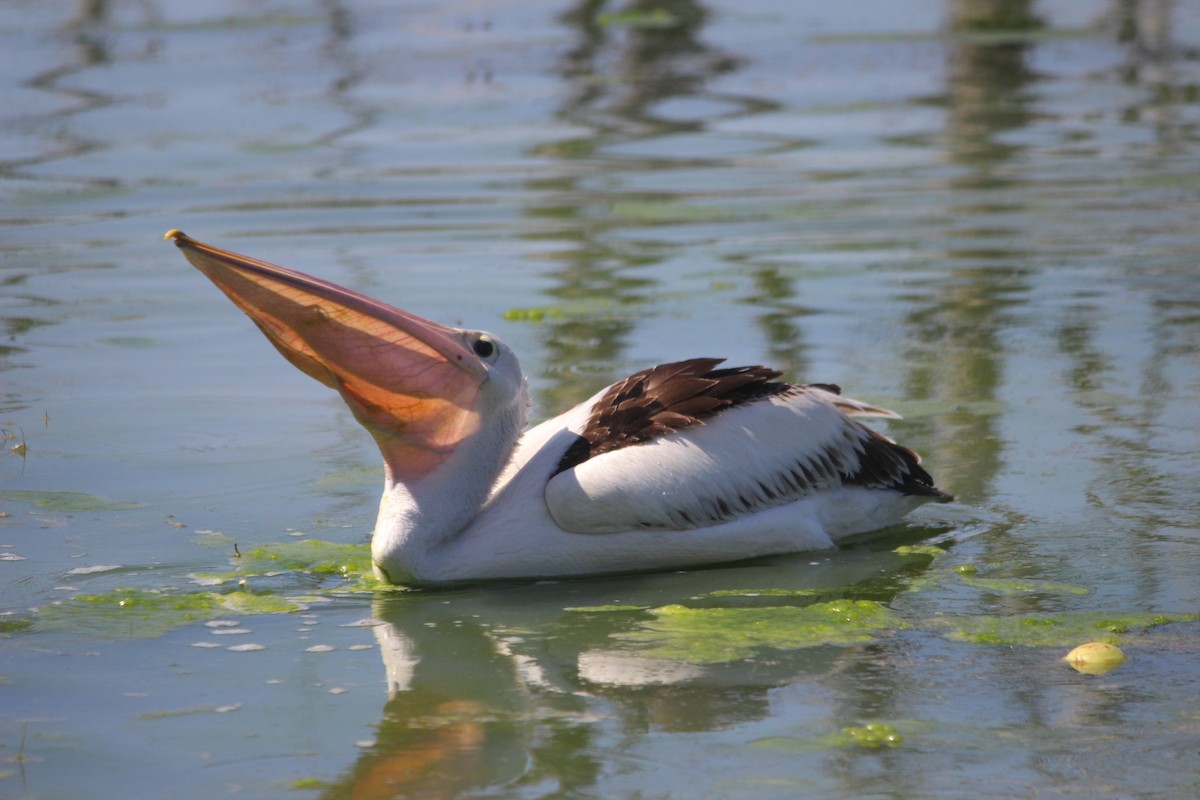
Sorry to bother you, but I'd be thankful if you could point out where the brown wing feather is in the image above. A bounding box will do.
[554,358,788,475]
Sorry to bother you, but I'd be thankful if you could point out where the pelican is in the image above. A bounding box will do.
[165,230,951,584]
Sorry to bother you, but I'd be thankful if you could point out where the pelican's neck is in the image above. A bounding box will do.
[371,395,527,583]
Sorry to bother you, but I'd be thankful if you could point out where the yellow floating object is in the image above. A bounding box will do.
[1064,642,1126,675]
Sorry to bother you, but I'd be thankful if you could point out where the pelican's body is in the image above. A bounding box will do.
[167,231,951,584]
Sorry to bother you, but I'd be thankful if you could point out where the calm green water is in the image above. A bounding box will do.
[3,1,1199,797]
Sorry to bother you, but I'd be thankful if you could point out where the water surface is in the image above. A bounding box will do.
[2,1,1199,797]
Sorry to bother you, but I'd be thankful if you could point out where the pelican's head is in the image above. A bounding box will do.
[165,229,528,511]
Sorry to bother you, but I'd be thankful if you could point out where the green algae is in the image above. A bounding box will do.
[939,611,1198,646]
[833,722,904,749]
[702,588,823,599]
[584,586,1198,668]
[502,302,639,325]
[220,591,304,615]
[311,466,380,492]
[910,563,1089,597]
[290,777,334,791]
[894,545,947,558]
[137,704,225,720]
[957,575,1089,596]
[609,200,729,223]
[36,587,304,639]
[616,600,902,665]
[237,540,372,578]
[194,539,397,593]
[597,8,679,29]
[503,306,565,323]
[16,540,389,641]
[754,721,910,753]
[245,540,399,594]
[78,587,220,613]
[38,588,218,638]
[564,604,648,613]
[154,12,319,32]
[0,490,143,512]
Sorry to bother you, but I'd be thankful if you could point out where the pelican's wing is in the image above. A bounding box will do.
[544,359,949,534]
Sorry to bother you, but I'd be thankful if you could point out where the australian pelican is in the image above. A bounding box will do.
[166,230,951,584]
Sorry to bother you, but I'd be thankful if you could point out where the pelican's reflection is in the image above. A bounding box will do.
[337,612,532,799]
[324,548,938,798]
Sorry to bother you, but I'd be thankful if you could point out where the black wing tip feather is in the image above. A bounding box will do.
[848,430,954,502]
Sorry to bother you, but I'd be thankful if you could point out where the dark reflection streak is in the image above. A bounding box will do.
[0,0,131,383]
[1112,0,1178,61]
[525,1,747,415]
[0,1,131,187]
[1063,1,1197,611]
[1111,0,1194,156]
[901,0,1043,506]
[742,265,811,381]
[829,1,1044,795]
[557,1,741,142]
[934,0,1041,618]
[312,0,377,155]
[1055,307,1172,529]
[839,2,1195,795]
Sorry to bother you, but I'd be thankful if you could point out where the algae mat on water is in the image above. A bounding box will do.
[28,540,381,638]
[937,611,1198,646]
[19,538,1199,655]
[36,588,305,638]
[0,489,143,511]
[613,600,904,664]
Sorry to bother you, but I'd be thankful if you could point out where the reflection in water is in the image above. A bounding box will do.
[314,0,378,152]
[944,0,1042,178]
[823,5,1045,792]
[883,4,1196,792]
[328,555,917,799]
[557,0,740,140]
[333,610,533,800]
[1053,0,1199,611]
[1112,0,1172,61]
[7,0,144,187]
[900,0,1043,508]
[0,0,127,401]
[741,265,814,385]
[525,1,749,412]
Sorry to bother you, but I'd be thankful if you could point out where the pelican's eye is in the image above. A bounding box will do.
[472,334,498,362]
